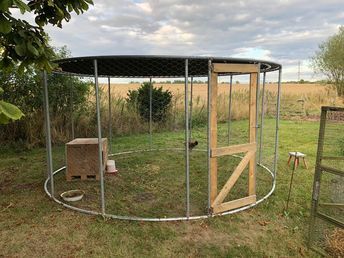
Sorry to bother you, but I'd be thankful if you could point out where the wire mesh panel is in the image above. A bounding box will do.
[309,106,344,256]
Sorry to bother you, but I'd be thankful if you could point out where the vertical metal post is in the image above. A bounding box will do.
[42,70,54,197]
[253,64,261,187]
[189,76,193,141]
[185,59,190,218]
[207,59,212,213]
[94,59,105,215]
[108,77,112,154]
[273,68,282,180]
[258,72,266,164]
[255,64,261,137]
[149,77,153,149]
[70,77,75,139]
[227,75,233,145]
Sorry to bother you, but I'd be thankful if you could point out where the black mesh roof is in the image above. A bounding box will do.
[55,55,281,78]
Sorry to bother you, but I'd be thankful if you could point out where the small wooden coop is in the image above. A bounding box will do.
[66,138,108,181]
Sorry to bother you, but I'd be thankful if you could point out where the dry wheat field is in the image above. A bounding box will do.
[99,83,340,119]
[101,83,329,99]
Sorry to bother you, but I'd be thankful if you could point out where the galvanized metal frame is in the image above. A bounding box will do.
[273,69,282,180]
[227,75,233,145]
[189,76,193,141]
[70,75,75,140]
[149,77,153,149]
[185,59,190,218]
[93,59,106,215]
[108,77,112,154]
[42,71,54,196]
[207,59,212,212]
[258,72,266,163]
[43,56,282,222]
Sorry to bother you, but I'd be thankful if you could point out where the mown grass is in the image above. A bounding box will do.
[0,119,326,257]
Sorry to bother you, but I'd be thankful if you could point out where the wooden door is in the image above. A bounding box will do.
[209,63,258,214]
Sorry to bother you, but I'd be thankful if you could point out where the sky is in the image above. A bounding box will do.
[20,0,344,81]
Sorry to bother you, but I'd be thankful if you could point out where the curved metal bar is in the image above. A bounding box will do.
[44,148,275,222]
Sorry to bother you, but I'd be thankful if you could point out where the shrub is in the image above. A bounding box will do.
[126,82,172,122]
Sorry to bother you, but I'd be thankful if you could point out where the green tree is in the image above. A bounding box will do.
[0,0,93,72]
[0,46,91,144]
[126,82,173,122]
[0,0,93,125]
[312,26,344,97]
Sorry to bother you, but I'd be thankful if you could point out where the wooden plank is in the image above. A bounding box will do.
[210,72,218,204]
[212,151,254,206]
[248,73,257,196]
[318,202,344,207]
[320,165,344,176]
[213,63,259,73]
[212,195,256,214]
[211,143,256,157]
[321,156,344,160]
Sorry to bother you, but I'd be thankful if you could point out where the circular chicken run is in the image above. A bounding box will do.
[43,55,282,221]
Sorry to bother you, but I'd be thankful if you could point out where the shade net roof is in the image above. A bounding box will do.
[55,55,281,78]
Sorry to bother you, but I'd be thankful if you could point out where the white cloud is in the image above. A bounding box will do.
[34,0,344,81]
[135,2,152,13]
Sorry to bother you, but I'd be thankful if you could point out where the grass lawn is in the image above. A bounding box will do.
[0,119,323,257]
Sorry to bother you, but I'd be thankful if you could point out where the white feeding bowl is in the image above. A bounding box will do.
[60,190,85,202]
[107,160,118,173]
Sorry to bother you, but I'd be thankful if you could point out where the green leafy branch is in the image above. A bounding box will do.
[0,0,93,72]
[0,87,24,124]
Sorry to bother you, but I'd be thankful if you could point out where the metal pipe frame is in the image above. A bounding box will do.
[184,59,190,218]
[149,77,153,149]
[255,63,261,147]
[108,77,112,154]
[189,76,193,141]
[45,148,275,222]
[44,60,281,222]
[207,59,212,213]
[258,72,266,164]
[253,64,261,192]
[227,75,233,145]
[42,70,54,196]
[70,77,75,140]
[273,68,282,179]
[94,59,106,215]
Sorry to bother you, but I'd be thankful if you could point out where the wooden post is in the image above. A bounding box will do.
[248,73,257,195]
[210,72,218,204]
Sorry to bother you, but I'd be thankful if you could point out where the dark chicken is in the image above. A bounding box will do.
[188,140,198,150]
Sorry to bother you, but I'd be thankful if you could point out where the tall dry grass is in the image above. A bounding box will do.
[97,83,342,140]
[1,83,342,147]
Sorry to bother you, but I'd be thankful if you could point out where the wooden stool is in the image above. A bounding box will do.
[287,151,308,169]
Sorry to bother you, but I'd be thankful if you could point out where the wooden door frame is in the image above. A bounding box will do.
[210,63,258,214]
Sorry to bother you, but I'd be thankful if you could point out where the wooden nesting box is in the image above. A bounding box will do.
[66,138,108,181]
